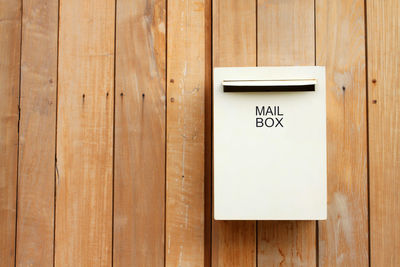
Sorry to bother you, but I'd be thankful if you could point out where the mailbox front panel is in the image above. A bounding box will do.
[213,66,326,220]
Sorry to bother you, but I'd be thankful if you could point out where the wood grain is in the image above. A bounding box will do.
[2,1,399,265]
[367,0,400,266]
[316,0,369,265]
[213,0,256,67]
[55,0,115,265]
[166,0,209,265]
[257,0,316,266]
[212,0,256,266]
[0,0,21,266]
[257,0,314,66]
[258,221,316,266]
[113,0,165,266]
[15,0,58,265]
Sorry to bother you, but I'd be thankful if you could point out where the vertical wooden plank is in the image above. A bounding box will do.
[212,0,256,266]
[257,0,316,266]
[316,0,369,266]
[55,0,115,265]
[15,0,58,265]
[367,1,400,266]
[166,0,209,265]
[213,0,256,67]
[257,0,314,66]
[113,0,165,266]
[257,0,315,66]
[0,1,21,266]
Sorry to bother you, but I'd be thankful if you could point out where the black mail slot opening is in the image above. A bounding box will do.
[223,84,315,92]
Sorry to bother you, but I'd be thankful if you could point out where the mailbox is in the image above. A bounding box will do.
[213,66,327,220]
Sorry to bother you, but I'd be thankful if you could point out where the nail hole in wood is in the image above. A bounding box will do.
[372,100,377,104]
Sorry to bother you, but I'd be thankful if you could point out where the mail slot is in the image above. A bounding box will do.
[223,80,316,92]
[213,66,327,220]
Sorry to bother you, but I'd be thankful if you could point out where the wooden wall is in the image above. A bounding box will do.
[0,0,399,266]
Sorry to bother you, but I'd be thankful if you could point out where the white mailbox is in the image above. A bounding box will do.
[213,66,327,220]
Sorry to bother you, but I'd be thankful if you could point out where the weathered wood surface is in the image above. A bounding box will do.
[16,0,58,266]
[316,0,369,265]
[0,1,21,266]
[0,0,399,265]
[212,0,257,266]
[113,0,166,266]
[257,0,315,66]
[166,0,209,266]
[55,0,115,265]
[257,0,316,266]
[367,0,400,266]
